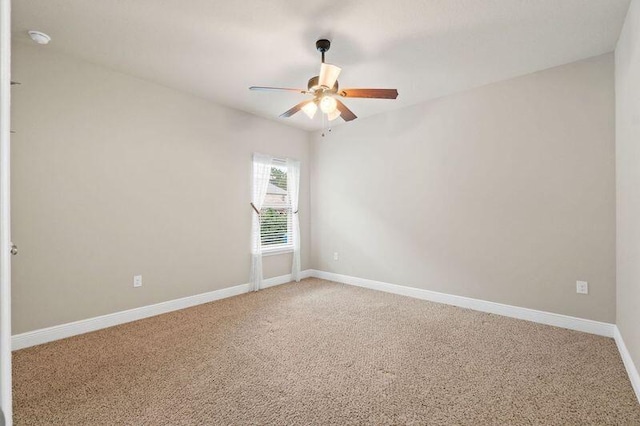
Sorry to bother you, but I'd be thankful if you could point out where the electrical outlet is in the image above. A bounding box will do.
[133,275,142,288]
[333,252,339,261]
[576,280,588,295]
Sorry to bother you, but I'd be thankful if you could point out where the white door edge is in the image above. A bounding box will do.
[0,0,13,422]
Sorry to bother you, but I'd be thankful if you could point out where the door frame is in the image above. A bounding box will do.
[0,0,12,422]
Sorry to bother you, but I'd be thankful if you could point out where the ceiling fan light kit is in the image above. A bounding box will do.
[301,101,318,119]
[249,39,398,124]
[319,95,337,114]
[318,63,341,90]
[327,109,342,121]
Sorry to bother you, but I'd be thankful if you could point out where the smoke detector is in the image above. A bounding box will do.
[28,30,51,45]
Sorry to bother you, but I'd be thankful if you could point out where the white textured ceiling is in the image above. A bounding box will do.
[12,0,630,131]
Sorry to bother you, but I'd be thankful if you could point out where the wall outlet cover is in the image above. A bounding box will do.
[133,275,142,288]
[576,280,588,295]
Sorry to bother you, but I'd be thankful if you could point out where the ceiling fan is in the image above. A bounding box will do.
[249,39,398,123]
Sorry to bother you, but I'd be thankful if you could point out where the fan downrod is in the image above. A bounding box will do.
[316,39,331,62]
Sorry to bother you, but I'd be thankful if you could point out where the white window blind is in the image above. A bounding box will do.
[259,160,293,252]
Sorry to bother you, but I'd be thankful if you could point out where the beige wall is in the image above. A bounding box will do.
[11,41,619,334]
[311,54,616,323]
[616,0,640,372]
[11,42,311,334]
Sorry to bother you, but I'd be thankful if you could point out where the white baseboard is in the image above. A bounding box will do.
[308,270,615,338]
[12,270,312,351]
[614,326,640,404]
[311,269,640,402]
[11,268,637,403]
[262,269,311,288]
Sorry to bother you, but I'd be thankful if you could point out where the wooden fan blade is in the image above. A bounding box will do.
[339,88,398,99]
[280,99,315,118]
[249,86,308,94]
[335,99,357,122]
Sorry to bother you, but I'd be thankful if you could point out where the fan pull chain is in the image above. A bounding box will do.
[321,113,333,138]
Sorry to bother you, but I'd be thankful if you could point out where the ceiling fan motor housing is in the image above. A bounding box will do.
[308,76,338,93]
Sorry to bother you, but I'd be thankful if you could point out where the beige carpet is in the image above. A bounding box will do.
[13,278,640,425]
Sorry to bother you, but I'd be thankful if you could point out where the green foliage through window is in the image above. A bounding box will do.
[261,166,289,246]
[260,208,289,245]
[270,167,287,191]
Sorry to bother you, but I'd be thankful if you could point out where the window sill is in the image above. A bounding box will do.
[261,246,294,256]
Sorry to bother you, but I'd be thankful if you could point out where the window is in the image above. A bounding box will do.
[259,160,293,253]
[250,153,301,290]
